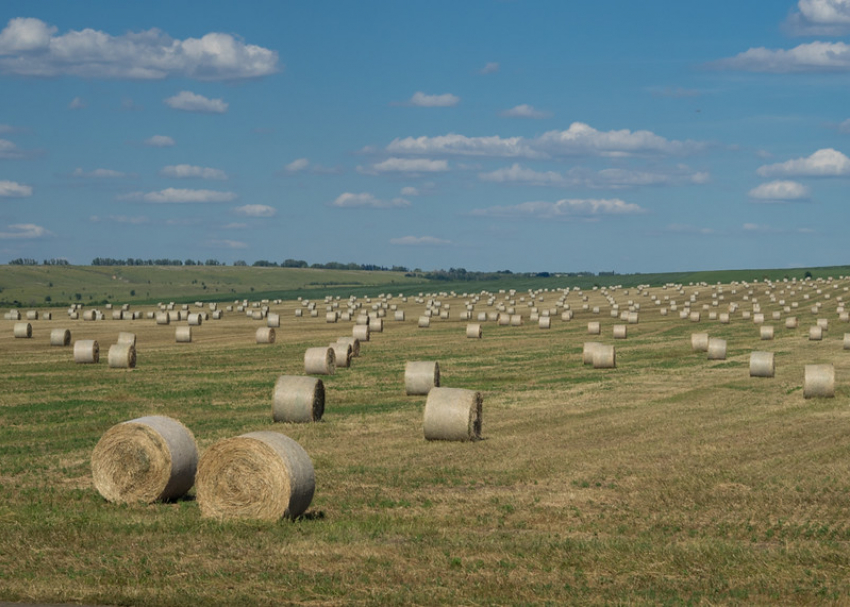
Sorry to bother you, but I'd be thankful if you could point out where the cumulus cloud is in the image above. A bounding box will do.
[713,41,850,73]
[0,17,279,80]
[161,164,227,180]
[361,157,449,174]
[68,96,86,110]
[479,164,565,186]
[408,92,460,107]
[279,157,338,175]
[144,135,175,147]
[233,204,276,217]
[164,90,228,113]
[207,239,248,249]
[0,223,49,239]
[0,180,33,197]
[73,168,127,178]
[749,180,811,201]
[479,163,708,188]
[400,186,420,196]
[479,62,500,74]
[470,198,644,219]
[786,0,850,35]
[756,148,850,177]
[500,104,551,119]
[120,188,237,203]
[0,138,24,158]
[665,223,716,235]
[390,235,451,246]
[284,158,310,172]
[387,133,540,158]
[90,214,149,224]
[332,192,411,208]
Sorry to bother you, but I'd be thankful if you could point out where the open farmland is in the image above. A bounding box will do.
[1,276,850,605]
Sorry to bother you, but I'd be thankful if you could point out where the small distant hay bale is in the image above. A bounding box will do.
[405,361,440,395]
[707,338,727,360]
[329,342,352,368]
[13,322,32,338]
[267,313,280,328]
[50,328,71,346]
[196,431,315,521]
[117,332,136,347]
[336,336,360,357]
[753,313,765,325]
[785,317,798,329]
[108,343,136,369]
[423,387,482,442]
[26,310,38,321]
[418,316,431,328]
[74,339,99,364]
[809,326,823,341]
[804,364,835,398]
[690,312,701,323]
[294,309,303,318]
[691,333,709,352]
[760,325,774,340]
[175,326,192,343]
[627,312,639,324]
[538,316,551,330]
[582,342,602,365]
[466,323,482,338]
[6,309,21,320]
[719,313,730,324]
[304,347,335,375]
[587,321,601,335]
[592,344,616,369]
[613,325,627,339]
[256,327,276,344]
[91,415,198,504]
[749,351,775,378]
[155,312,170,325]
[272,376,324,422]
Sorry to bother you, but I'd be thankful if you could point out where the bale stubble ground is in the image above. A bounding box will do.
[1,280,849,605]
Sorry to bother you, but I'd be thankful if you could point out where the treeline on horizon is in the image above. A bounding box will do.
[8,257,605,281]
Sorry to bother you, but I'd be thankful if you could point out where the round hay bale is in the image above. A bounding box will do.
[466,323,482,338]
[582,342,601,365]
[691,333,709,352]
[325,312,338,323]
[50,328,71,346]
[304,347,335,375]
[538,316,551,330]
[760,325,774,340]
[117,332,136,347]
[26,310,38,321]
[266,312,280,328]
[294,308,303,318]
[74,339,99,363]
[707,338,727,360]
[272,376,324,423]
[817,318,829,331]
[627,312,639,324]
[175,326,192,343]
[352,324,370,342]
[719,313,730,324]
[785,317,798,329]
[188,313,203,326]
[329,342,352,368]
[418,315,431,328]
[510,314,523,327]
[336,336,360,357]
[423,387,482,442]
[155,312,170,325]
[613,324,627,339]
[196,431,315,521]
[749,351,775,378]
[809,326,823,341]
[690,311,701,323]
[592,344,616,369]
[804,364,835,398]
[256,327,276,344]
[13,322,32,338]
[587,321,601,335]
[371,318,383,333]
[405,361,440,395]
[6,309,21,320]
[845,333,850,350]
[108,343,136,369]
[394,310,405,321]
[91,415,198,504]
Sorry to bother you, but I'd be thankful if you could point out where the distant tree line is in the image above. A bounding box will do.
[91,258,224,266]
[9,258,70,266]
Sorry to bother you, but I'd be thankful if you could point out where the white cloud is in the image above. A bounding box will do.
[332,192,411,208]
[362,157,449,174]
[665,223,716,235]
[500,104,551,119]
[161,164,227,180]
[89,214,149,224]
[786,0,850,34]
[207,239,248,249]
[387,133,540,158]
[73,168,127,178]
[0,180,33,197]
[68,96,86,110]
[0,223,49,239]
[479,62,500,75]
[0,17,279,80]
[284,158,310,172]
[144,135,175,147]
[120,188,237,203]
[408,92,460,107]
[390,235,451,246]
[839,119,850,133]
[0,139,24,158]
[478,163,709,188]
[233,204,276,217]
[164,90,228,113]
[713,41,850,73]
[470,198,645,219]
[749,180,811,201]
[479,164,566,185]
[756,148,850,177]
[742,223,775,232]
[400,186,419,196]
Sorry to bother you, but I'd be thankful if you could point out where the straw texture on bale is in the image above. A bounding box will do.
[50,328,71,346]
[510,314,523,326]
[108,343,136,369]
[155,312,170,325]
[304,347,335,375]
[809,326,823,341]
[592,344,616,369]
[405,361,440,395]
[538,316,551,329]
[175,326,192,343]
[466,323,482,338]
[352,324,369,342]
[613,325,627,339]
[691,333,709,352]
[582,342,602,365]
[73,339,99,363]
[749,351,775,378]
[804,364,835,398]
[371,318,383,333]
[256,327,276,344]
[760,325,774,340]
[418,316,431,328]
[786,317,799,329]
[26,310,38,320]
[13,322,32,338]
[587,321,601,335]
[196,431,315,521]
[423,387,482,442]
[329,342,352,368]
[272,376,324,423]
[91,415,198,504]
[117,332,136,347]
[266,313,280,328]
[707,338,727,360]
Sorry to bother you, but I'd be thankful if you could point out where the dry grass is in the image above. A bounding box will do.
[1,281,849,605]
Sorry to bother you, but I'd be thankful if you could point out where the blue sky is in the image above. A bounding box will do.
[1,0,849,273]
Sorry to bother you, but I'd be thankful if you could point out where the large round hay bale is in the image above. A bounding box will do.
[329,342,352,368]
[91,415,198,504]
[256,327,276,344]
[418,315,431,328]
[304,347,335,375]
[760,325,774,340]
[691,333,709,352]
[266,312,280,328]
[719,312,730,324]
[582,342,602,365]
[466,323,482,338]
[785,317,798,329]
[707,338,727,360]
[592,344,616,369]
[804,364,835,398]
[405,361,440,395]
[155,312,170,325]
[336,336,360,357]
[74,339,99,364]
[587,321,601,335]
[690,311,701,323]
[272,376,324,423]
[613,324,627,339]
[394,310,405,321]
[188,313,203,326]
[108,343,136,368]
[325,312,338,323]
[749,351,775,377]
[352,324,370,342]
[117,332,136,347]
[809,326,823,341]
[13,322,32,338]
[196,431,315,521]
[50,328,71,346]
[423,387,482,442]
[510,314,523,327]
[175,326,192,343]
[371,318,384,333]
[26,310,38,321]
